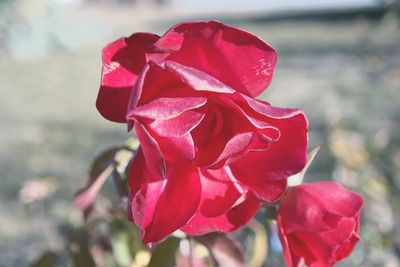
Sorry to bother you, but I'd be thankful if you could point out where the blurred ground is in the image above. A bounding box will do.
[1,0,400,266]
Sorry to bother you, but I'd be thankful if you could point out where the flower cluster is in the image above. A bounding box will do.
[96,21,363,266]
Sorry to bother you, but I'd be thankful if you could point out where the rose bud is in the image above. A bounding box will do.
[277,181,364,267]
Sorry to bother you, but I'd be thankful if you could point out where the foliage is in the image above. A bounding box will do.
[31,141,325,267]
[2,5,398,266]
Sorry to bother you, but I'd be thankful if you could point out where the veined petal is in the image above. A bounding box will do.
[180,167,259,235]
[126,62,206,129]
[130,97,207,120]
[154,21,277,97]
[181,194,260,235]
[242,94,306,120]
[198,167,242,217]
[163,61,235,94]
[149,109,205,137]
[129,163,202,245]
[97,33,159,122]
[209,132,273,169]
[135,123,165,179]
[230,100,308,202]
[154,133,196,163]
[196,96,281,168]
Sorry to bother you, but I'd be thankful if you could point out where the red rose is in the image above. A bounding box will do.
[97,21,277,123]
[277,181,364,267]
[96,21,309,245]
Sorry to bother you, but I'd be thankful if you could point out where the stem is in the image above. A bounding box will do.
[248,219,268,267]
[188,238,194,267]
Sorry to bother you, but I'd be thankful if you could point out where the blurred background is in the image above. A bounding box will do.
[1,0,400,266]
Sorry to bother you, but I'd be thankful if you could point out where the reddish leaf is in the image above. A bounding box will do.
[74,164,114,219]
[74,147,120,218]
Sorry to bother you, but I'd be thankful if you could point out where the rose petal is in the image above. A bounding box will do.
[130,97,207,120]
[278,224,301,267]
[127,149,147,195]
[131,179,166,233]
[127,148,160,223]
[179,167,260,235]
[191,104,226,166]
[129,163,202,245]
[126,62,207,129]
[97,33,159,122]
[135,123,165,179]
[252,178,288,202]
[220,95,281,135]
[199,168,242,217]
[181,194,260,235]
[315,218,358,263]
[209,132,274,169]
[154,133,196,163]
[279,232,311,267]
[163,61,235,94]
[149,109,205,137]
[302,182,364,219]
[279,182,364,233]
[333,226,360,262]
[230,100,308,202]
[155,21,277,97]
[192,101,280,168]
[293,218,358,266]
[242,94,306,120]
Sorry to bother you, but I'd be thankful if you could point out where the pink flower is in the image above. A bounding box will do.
[96,21,309,245]
[277,181,364,267]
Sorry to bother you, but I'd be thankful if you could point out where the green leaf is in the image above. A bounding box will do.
[112,170,129,199]
[194,233,247,267]
[68,228,96,267]
[111,230,132,266]
[109,218,145,266]
[30,251,58,267]
[287,146,321,187]
[147,237,180,267]
[89,147,121,181]
[113,138,140,199]
[114,138,140,171]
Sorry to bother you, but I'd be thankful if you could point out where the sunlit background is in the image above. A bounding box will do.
[1,0,400,266]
